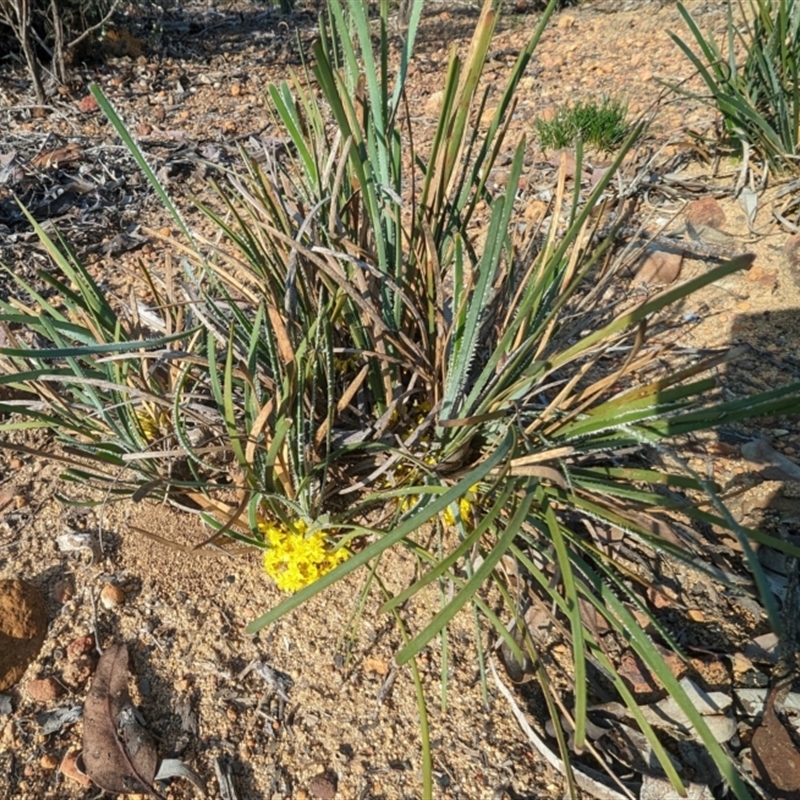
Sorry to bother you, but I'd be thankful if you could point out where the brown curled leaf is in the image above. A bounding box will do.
[751,684,800,800]
[82,643,162,798]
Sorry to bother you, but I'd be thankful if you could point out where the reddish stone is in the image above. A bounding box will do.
[309,772,338,800]
[685,196,726,229]
[617,650,660,700]
[62,655,95,689]
[633,247,683,285]
[65,635,94,663]
[26,677,64,703]
[77,94,98,114]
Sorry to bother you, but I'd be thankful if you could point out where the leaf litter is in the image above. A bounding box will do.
[82,643,206,797]
[82,643,162,797]
[750,682,800,800]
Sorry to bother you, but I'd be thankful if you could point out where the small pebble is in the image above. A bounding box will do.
[309,772,337,800]
[685,196,726,229]
[26,677,64,703]
[363,657,389,675]
[39,753,59,770]
[1,721,16,748]
[686,609,705,622]
[66,635,94,662]
[8,458,23,470]
[100,583,126,609]
[51,579,74,605]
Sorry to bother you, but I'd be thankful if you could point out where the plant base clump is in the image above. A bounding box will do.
[669,0,800,172]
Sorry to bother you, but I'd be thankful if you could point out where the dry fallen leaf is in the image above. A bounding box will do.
[741,437,800,482]
[30,142,84,170]
[60,750,92,787]
[82,643,162,798]
[751,683,800,799]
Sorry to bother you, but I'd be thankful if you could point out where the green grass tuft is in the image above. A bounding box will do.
[535,96,630,151]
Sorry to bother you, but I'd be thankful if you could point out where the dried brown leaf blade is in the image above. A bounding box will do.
[82,643,162,798]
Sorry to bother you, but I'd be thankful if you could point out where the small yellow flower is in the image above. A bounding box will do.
[134,403,170,443]
[442,495,474,527]
[259,519,350,593]
[333,353,361,372]
[400,484,479,528]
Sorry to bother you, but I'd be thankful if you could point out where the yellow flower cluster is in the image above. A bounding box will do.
[401,485,478,528]
[260,520,350,593]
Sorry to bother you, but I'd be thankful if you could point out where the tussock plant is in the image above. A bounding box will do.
[670,0,800,172]
[535,95,631,151]
[2,0,800,796]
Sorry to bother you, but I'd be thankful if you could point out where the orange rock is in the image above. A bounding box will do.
[744,264,777,289]
[62,655,96,689]
[633,247,683,285]
[647,585,678,610]
[617,650,660,699]
[26,677,64,703]
[77,94,99,113]
[363,657,389,676]
[66,635,94,662]
[685,196,726,229]
[0,580,47,692]
[99,583,126,609]
[39,754,59,770]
